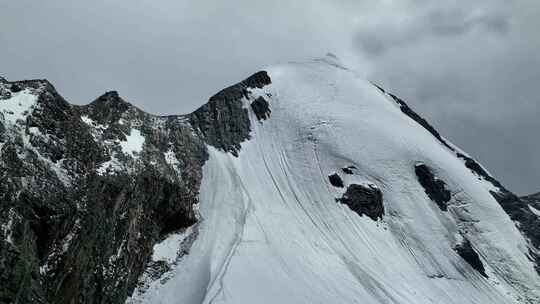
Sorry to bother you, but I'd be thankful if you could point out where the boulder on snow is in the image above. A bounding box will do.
[342,166,356,175]
[337,183,384,221]
[328,173,344,188]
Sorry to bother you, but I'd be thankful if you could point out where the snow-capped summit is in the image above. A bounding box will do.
[1,59,540,304]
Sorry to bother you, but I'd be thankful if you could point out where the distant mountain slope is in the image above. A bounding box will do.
[1,56,539,304]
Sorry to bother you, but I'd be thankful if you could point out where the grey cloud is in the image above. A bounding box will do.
[427,10,509,36]
[354,4,510,57]
[361,1,540,194]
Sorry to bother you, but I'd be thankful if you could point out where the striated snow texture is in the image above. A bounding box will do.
[127,59,540,303]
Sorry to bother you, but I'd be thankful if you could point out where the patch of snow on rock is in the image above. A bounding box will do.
[152,226,194,264]
[164,149,181,174]
[0,89,38,125]
[528,205,540,217]
[120,129,145,157]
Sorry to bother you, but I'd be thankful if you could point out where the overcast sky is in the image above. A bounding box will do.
[1,1,539,194]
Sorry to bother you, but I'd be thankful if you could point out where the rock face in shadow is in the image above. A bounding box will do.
[415,164,451,211]
[189,71,271,156]
[0,72,271,304]
[455,238,488,278]
[250,97,271,121]
[337,184,384,221]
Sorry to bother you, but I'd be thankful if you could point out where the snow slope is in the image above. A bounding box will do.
[128,58,540,303]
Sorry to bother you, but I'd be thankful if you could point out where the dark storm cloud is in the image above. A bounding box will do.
[0,1,539,194]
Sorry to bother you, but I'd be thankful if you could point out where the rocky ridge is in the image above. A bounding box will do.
[0,72,270,304]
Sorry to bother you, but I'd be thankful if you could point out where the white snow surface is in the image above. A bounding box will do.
[0,89,38,125]
[152,226,194,264]
[128,60,540,303]
[120,129,145,156]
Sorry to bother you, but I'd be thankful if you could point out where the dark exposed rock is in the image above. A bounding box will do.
[415,164,451,211]
[188,71,271,156]
[371,84,540,271]
[457,153,503,188]
[455,238,488,278]
[490,189,540,276]
[337,184,384,221]
[84,91,135,124]
[328,173,344,188]
[371,82,385,94]
[454,149,540,277]
[390,94,455,151]
[342,166,356,175]
[10,84,22,93]
[250,97,271,120]
[454,152,540,276]
[0,81,11,99]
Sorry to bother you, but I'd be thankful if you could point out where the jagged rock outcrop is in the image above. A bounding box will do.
[0,72,271,304]
[415,163,452,211]
[328,173,344,188]
[455,238,488,278]
[341,166,356,175]
[188,71,271,156]
[250,97,271,121]
[336,184,384,221]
